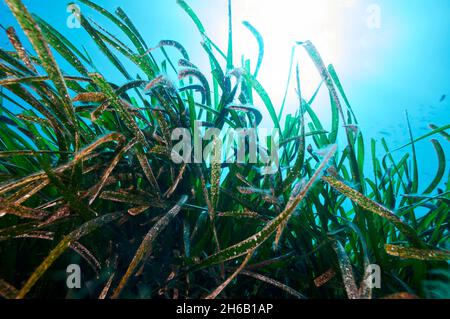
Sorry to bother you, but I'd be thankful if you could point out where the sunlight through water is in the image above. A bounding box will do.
[233,0,345,102]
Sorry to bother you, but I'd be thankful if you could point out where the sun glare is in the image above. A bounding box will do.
[232,0,352,110]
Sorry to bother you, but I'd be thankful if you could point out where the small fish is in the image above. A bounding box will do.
[439,94,446,102]
[379,130,391,136]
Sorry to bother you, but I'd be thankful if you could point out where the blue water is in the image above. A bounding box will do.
[1,0,449,191]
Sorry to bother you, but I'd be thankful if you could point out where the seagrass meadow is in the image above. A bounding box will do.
[0,0,449,299]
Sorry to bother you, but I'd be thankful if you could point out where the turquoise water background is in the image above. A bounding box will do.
[1,0,449,190]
